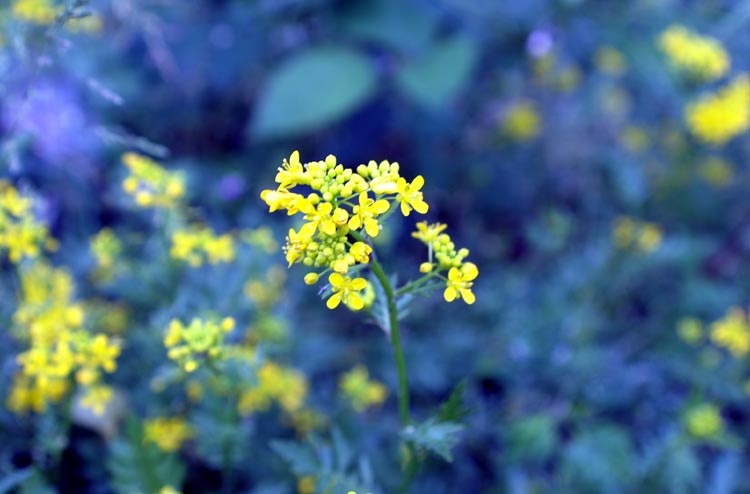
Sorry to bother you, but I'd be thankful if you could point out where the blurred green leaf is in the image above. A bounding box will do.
[506,414,557,463]
[337,0,437,54]
[394,35,479,109]
[402,419,464,462]
[436,382,471,424]
[251,46,377,139]
[561,425,635,493]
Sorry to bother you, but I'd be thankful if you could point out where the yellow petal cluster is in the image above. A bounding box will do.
[611,216,662,253]
[90,228,122,268]
[501,101,541,141]
[339,365,387,412]
[9,262,120,415]
[0,181,53,263]
[143,416,194,452]
[238,362,308,416]
[685,403,723,439]
[261,151,430,309]
[164,317,235,373]
[709,307,750,358]
[11,0,58,24]
[659,24,730,81]
[685,74,750,145]
[170,225,235,266]
[121,153,185,209]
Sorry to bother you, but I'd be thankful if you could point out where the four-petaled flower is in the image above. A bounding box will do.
[444,262,478,305]
[412,221,447,244]
[275,150,307,189]
[327,273,368,310]
[348,192,390,237]
[396,176,429,216]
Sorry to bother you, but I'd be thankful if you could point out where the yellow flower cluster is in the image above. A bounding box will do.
[685,74,750,145]
[261,151,429,309]
[659,25,729,81]
[122,153,185,209]
[611,216,662,253]
[238,362,308,416]
[709,307,750,358]
[685,403,723,439]
[339,366,387,412]
[143,416,194,452]
[90,228,122,268]
[11,0,57,25]
[244,265,286,310]
[164,317,235,373]
[411,222,477,304]
[0,181,53,263]
[170,225,235,266]
[9,262,120,415]
[501,101,541,141]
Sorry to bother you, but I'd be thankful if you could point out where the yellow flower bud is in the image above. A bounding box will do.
[304,273,319,285]
[419,262,433,273]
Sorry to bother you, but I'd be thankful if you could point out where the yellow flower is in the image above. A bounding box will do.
[698,156,733,187]
[90,228,122,268]
[444,262,478,304]
[299,201,337,238]
[164,317,234,372]
[12,0,58,24]
[121,153,185,209]
[659,24,730,81]
[339,365,387,412]
[502,101,541,141]
[677,318,703,344]
[238,362,308,416]
[80,385,113,416]
[710,307,750,358]
[686,74,750,145]
[275,150,307,189]
[348,192,389,237]
[326,273,368,310]
[685,404,723,439]
[170,225,236,266]
[412,221,447,244]
[349,241,372,263]
[143,417,194,452]
[395,176,429,216]
[637,223,662,253]
[260,188,305,214]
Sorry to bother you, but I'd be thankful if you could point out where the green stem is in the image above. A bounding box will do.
[395,272,439,297]
[368,258,410,426]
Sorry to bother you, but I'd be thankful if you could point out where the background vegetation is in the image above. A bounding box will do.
[1,0,749,493]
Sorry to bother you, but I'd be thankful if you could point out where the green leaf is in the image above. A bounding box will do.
[561,425,635,494]
[394,35,479,109]
[436,382,471,424]
[270,440,319,476]
[506,414,557,463]
[337,0,437,54]
[252,46,377,139]
[402,419,464,462]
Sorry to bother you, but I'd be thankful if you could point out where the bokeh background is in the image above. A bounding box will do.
[1,0,749,493]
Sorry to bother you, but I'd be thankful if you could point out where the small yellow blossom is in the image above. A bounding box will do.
[444,262,478,304]
[395,176,429,216]
[12,0,58,24]
[339,366,388,412]
[698,156,733,187]
[0,181,52,263]
[80,385,114,416]
[326,274,368,310]
[502,101,541,141]
[238,362,308,416]
[686,74,750,145]
[710,307,750,358]
[348,192,389,237]
[164,317,235,372]
[411,222,447,245]
[685,404,723,439]
[90,228,122,268]
[659,24,730,81]
[121,153,185,209]
[677,318,703,344]
[143,417,194,452]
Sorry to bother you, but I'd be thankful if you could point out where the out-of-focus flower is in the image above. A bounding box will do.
[339,366,387,412]
[143,417,194,452]
[685,403,723,439]
[686,74,750,145]
[238,362,308,416]
[677,317,703,344]
[659,24,730,81]
[698,156,733,187]
[501,101,541,141]
[612,217,662,254]
[710,307,750,358]
[170,225,235,266]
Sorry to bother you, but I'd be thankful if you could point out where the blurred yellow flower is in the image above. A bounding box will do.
[340,365,388,412]
[502,101,541,141]
[686,74,750,145]
[659,24,729,81]
[698,156,733,187]
[143,417,194,452]
[685,403,723,439]
[710,307,750,358]
[595,45,628,77]
[677,317,703,344]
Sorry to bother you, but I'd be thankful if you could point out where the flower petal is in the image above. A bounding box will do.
[326,292,342,309]
[444,286,457,302]
[462,262,479,280]
[329,272,344,287]
[350,278,368,291]
[348,293,364,310]
[460,289,476,305]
